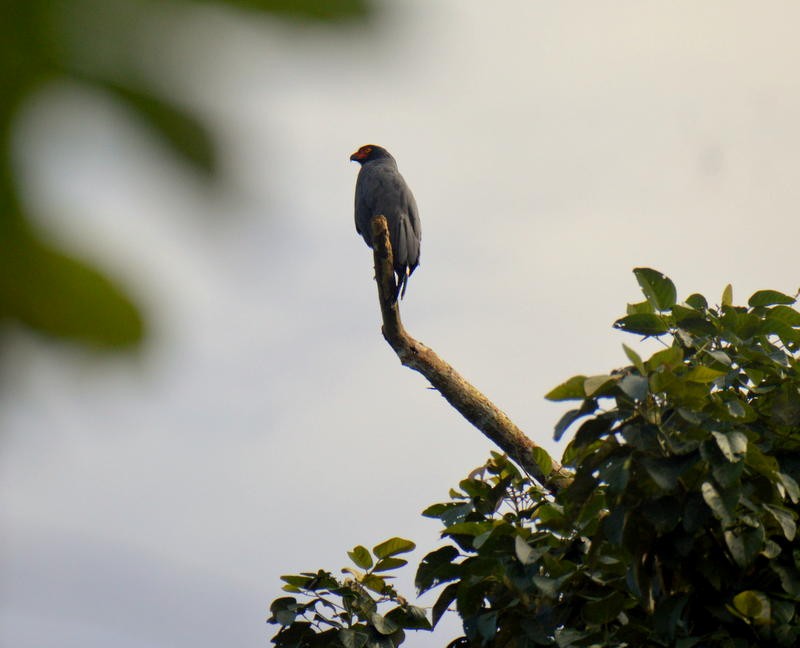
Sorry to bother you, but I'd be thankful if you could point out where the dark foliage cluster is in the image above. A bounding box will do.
[270,538,429,648]
[270,269,800,647]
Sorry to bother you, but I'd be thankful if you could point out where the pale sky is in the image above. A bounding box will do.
[3,2,800,646]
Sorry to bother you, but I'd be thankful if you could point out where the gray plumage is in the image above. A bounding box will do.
[350,144,421,300]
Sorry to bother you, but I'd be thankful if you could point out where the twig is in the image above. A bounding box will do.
[369,216,572,494]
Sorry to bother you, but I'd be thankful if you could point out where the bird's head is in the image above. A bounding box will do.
[349,144,393,164]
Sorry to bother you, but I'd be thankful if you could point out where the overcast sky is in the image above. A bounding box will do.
[3,2,800,646]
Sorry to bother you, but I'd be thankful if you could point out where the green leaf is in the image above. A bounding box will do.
[619,374,649,401]
[0,234,144,348]
[531,446,557,477]
[675,316,716,338]
[303,570,340,591]
[748,289,796,307]
[613,313,669,336]
[570,417,611,451]
[721,284,733,307]
[270,597,299,626]
[373,557,407,573]
[772,564,800,597]
[760,317,800,349]
[415,546,459,593]
[762,539,782,559]
[545,375,588,401]
[725,525,764,568]
[627,300,655,315]
[385,604,431,630]
[764,504,797,541]
[348,545,373,570]
[685,366,727,383]
[732,590,771,625]
[280,574,312,588]
[582,590,627,624]
[778,472,800,503]
[532,572,573,598]
[444,522,493,537]
[583,374,616,397]
[642,454,698,491]
[553,408,586,442]
[685,293,709,310]
[361,573,387,595]
[372,538,415,559]
[770,387,800,427]
[634,267,677,311]
[421,502,472,526]
[430,582,458,628]
[701,481,735,524]
[537,503,568,531]
[745,445,779,480]
[646,346,684,372]
[713,457,744,488]
[339,628,370,648]
[724,398,748,419]
[623,343,646,374]
[767,304,800,326]
[514,535,540,565]
[600,453,631,494]
[712,431,748,462]
[472,527,504,551]
[370,612,400,636]
[706,350,732,366]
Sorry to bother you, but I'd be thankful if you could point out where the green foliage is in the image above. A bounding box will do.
[0,235,144,347]
[198,0,370,21]
[268,538,429,648]
[1,0,367,349]
[270,269,800,646]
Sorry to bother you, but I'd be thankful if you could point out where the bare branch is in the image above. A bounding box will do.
[369,216,572,494]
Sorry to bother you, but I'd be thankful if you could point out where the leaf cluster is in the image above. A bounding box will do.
[269,269,800,647]
[269,537,430,648]
[418,269,800,646]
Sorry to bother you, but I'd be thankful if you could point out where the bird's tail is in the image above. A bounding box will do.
[395,268,410,301]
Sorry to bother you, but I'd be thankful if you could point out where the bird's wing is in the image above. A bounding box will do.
[406,188,421,243]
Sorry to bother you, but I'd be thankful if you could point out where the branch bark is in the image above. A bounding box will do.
[369,216,572,494]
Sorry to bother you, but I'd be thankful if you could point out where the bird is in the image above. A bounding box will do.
[350,144,421,301]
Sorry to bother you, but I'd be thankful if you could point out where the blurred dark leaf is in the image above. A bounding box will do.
[1,0,377,353]
[0,229,144,348]
[187,0,370,21]
[100,80,216,175]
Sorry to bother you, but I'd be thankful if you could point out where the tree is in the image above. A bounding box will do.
[269,240,800,646]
